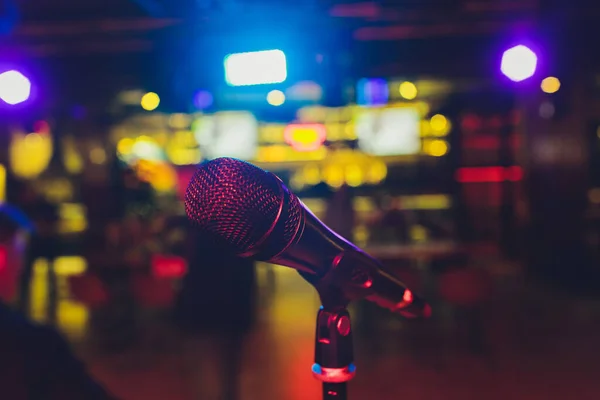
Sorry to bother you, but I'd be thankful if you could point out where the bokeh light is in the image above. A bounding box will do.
[424,139,449,157]
[501,45,537,82]
[0,164,5,203]
[399,82,417,100]
[0,70,31,105]
[89,147,107,165]
[358,78,389,105]
[193,90,213,109]
[541,76,561,94]
[224,50,287,86]
[10,132,53,178]
[430,114,450,136]
[267,90,286,106]
[141,92,160,111]
[539,101,555,119]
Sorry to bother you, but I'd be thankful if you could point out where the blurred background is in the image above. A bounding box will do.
[1,0,600,398]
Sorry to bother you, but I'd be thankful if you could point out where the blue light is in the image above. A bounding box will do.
[224,50,287,86]
[193,90,213,109]
[311,363,322,374]
[357,78,388,106]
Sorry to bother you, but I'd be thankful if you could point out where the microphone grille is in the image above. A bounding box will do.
[184,157,299,255]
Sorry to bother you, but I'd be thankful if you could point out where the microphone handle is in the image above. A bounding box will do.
[327,249,431,318]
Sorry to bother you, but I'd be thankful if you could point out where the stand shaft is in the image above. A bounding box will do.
[313,307,354,400]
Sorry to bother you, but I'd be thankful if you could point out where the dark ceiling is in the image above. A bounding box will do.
[0,0,598,110]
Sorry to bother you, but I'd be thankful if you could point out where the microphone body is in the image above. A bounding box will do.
[265,197,429,318]
[185,157,430,318]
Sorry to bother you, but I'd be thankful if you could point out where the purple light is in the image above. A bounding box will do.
[0,70,31,105]
[193,90,213,109]
[501,45,538,82]
[357,78,388,106]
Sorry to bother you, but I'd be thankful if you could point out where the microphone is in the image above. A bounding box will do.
[185,157,430,318]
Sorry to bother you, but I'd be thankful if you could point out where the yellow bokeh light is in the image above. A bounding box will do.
[117,137,134,156]
[167,148,201,166]
[344,122,357,140]
[55,256,87,276]
[63,137,84,174]
[323,165,345,188]
[541,77,560,94]
[267,90,286,106]
[366,161,387,184]
[345,164,363,187]
[58,300,89,341]
[58,202,88,234]
[149,163,178,192]
[10,133,53,179]
[410,224,428,242]
[430,114,450,136]
[290,127,319,146]
[289,172,306,191]
[424,140,449,157]
[141,92,160,111]
[0,164,5,203]
[354,225,369,246]
[168,113,191,129]
[302,165,321,185]
[42,178,74,204]
[89,147,107,165]
[399,82,418,100]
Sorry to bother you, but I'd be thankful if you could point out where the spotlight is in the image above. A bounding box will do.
[501,45,538,82]
[0,70,31,105]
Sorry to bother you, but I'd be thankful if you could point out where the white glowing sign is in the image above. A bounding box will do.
[193,111,258,160]
[355,107,421,156]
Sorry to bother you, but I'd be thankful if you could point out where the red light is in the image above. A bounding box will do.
[284,123,327,152]
[487,115,503,129]
[151,254,188,278]
[460,114,482,131]
[462,136,500,149]
[455,166,523,183]
[506,166,524,181]
[423,304,432,318]
[33,120,50,135]
[175,167,196,201]
[0,246,7,271]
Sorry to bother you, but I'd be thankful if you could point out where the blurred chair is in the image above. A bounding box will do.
[438,266,495,363]
[131,273,177,355]
[68,274,109,310]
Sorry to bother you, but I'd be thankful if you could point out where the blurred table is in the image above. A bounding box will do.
[365,241,464,262]
[365,241,466,300]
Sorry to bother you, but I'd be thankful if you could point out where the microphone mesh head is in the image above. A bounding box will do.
[185,157,301,256]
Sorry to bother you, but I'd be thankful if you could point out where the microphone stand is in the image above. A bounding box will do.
[300,248,427,399]
[312,304,355,400]
[304,265,356,400]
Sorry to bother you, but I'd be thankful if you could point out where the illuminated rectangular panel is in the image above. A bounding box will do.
[356,107,421,155]
[224,50,287,86]
[456,166,523,183]
[193,111,258,160]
